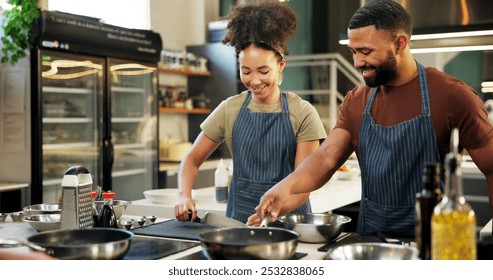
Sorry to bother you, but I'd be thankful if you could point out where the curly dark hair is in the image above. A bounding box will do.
[221,1,297,61]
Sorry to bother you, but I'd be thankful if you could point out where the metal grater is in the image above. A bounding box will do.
[60,166,94,229]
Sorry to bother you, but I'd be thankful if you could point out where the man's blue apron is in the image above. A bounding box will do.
[227,92,311,222]
[358,62,441,237]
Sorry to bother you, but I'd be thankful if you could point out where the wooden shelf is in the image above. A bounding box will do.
[158,66,211,77]
[159,107,211,114]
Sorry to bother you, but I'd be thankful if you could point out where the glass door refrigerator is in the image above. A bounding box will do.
[107,58,158,201]
[30,11,162,203]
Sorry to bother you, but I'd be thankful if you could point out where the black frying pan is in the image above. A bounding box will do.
[0,228,133,259]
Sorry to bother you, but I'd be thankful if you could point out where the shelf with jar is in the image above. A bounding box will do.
[158,86,211,115]
[158,65,211,77]
[159,107,211,114]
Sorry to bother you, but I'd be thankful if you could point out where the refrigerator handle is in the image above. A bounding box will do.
[105,139,114,170]
[102,138,114,192]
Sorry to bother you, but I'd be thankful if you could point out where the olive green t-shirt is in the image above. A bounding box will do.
[201,91,327,156]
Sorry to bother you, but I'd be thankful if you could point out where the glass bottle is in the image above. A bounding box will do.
[97,191,117,228]
[431,128,476,260]
[90,191,99,227]
[415,162,442,260]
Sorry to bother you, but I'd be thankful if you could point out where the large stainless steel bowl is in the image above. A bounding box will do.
[324,243,419,260]
[278,213,351,243]
[22,214,61,232]
[95,200,131,219]
[23,203,61,214]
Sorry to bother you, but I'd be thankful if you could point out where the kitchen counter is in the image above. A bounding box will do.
[126,175,362,218]
[0,217,328,260]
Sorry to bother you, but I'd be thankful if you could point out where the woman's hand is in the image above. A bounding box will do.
[174,194,197,222]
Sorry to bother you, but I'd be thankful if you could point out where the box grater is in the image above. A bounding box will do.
[60,166,94,229]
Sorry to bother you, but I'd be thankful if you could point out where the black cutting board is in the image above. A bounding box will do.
[130,219,216,240]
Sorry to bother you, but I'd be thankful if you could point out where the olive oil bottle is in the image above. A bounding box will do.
[431,128,476,260]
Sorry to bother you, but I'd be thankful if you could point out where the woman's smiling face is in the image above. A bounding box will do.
[239,44,285,104]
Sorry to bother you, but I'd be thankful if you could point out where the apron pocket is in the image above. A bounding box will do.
[361,198,415,237]
[234,177,273,222]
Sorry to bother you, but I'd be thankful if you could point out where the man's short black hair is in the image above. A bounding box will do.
[348,0,413,37]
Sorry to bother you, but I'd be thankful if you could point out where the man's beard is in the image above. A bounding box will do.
[361,51,398,88]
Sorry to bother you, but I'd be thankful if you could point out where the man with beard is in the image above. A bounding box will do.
[255,0,493,238]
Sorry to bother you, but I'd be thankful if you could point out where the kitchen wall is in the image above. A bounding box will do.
[0,15,31,183]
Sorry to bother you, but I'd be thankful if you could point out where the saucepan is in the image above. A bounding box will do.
[0,228,133,259]
[198,215,299,260]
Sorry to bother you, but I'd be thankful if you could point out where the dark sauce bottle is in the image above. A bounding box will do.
[415,163,442,260]
[97,191,117,228]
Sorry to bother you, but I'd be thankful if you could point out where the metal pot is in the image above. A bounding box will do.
[199,226,299,260]
[0,228,133,259]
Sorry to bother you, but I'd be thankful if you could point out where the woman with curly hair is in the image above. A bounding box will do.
[174,1,326,225]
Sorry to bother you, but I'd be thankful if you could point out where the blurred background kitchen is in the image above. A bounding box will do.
[0,0,492,232]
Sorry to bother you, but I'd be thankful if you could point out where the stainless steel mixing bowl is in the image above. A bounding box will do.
[23,203,62,214]
[22,214,61,232]
[278,213,351,243]
[324,242,419,260]
[95,200,131,219]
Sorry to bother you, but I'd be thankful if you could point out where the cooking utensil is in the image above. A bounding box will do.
[23,203,61,214]
[0,228,133,259]
[60,166,94,229]
[22,214,61,232]
[317,232,351,252]
[199,226,299,260]
[189,211,248,228]
[278,213,351,243]
[324,242,419,260]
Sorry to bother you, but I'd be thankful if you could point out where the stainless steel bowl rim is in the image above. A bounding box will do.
[325,242,419,260]
[278,213,352,225]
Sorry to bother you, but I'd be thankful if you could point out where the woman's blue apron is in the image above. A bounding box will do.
[357,62,441,237]
[227,92,311,222]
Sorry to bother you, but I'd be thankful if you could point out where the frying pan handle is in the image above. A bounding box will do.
[0,238,26,248]
[260,214,271,227]
[0,238,48,254]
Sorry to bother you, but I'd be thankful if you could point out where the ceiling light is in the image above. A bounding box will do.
[339,29,493,53]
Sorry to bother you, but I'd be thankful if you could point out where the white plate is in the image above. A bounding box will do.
[143,189,178,204]
[143,189,207,204]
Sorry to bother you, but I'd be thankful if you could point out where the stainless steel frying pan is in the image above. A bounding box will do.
[0,228,133,259]
[198,219,299,260]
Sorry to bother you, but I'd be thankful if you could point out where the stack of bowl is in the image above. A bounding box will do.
[22,203,62,232]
